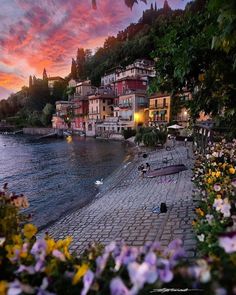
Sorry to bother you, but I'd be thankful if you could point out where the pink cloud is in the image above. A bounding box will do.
[0,0,190,94]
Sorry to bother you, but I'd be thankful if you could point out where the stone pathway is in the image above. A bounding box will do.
[45,143,196,258]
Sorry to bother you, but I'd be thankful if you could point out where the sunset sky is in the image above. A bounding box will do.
[0,0,190,100]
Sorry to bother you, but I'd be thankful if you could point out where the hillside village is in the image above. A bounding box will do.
[49,58,196,138]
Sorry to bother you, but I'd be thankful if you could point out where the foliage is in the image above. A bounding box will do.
[135,127,167,147]
[122,129,136,139]
[150,0,236,135]
[1,139,236,294]
[41,104,55,127]
[192,140,236,294]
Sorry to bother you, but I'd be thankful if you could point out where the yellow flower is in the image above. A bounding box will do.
[195,208,205,217]
[12,235,22,245]
[72,264,89,285]
[46,239,56,254]
[5,244,21,260]
[215,171,221,178]
[216,194,222,199]
[23,224,37,239]
[207,177,213,184]
[0,281,8,295]
[192,220,197,226]
[229,167,235,174]
[211,172,216,177]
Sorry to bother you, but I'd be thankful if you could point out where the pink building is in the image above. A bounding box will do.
[114,77,147,96]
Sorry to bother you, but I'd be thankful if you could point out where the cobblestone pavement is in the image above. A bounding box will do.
[44,143,196,258]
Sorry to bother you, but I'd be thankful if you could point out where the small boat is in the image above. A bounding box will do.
[145,164,187,178]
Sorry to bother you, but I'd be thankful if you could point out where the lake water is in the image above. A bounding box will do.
[0,135,128,228]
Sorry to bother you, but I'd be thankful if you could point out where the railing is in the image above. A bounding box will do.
[137,102,148,107]
[119,103,132,109]
[149,103,169,109]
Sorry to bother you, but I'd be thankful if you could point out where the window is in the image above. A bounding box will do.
[155,100,157,108]
[103,106,105,111]
[103,115,105,120]
[88,124,92,131]
[96,106,98,113]
[103,99,105,103]
[163,98,166,107]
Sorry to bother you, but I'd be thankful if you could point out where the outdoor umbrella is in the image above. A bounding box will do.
[167,124,184,129]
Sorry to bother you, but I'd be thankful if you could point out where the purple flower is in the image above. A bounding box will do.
[157,259,173,283]
[17,265,35,274]
[144,252,156,266]
[231,178,236,188]
[213,184,221,192]
[37,277,56,295]
[81,270,94,295]
[52,249,65,261]
[7,280,22,295]
[31,240,47,260]
[35,259,45,272]
[110,277,130,295]
[105,241,117,253]
[96,252,109,275]
[220,199,231,218]
[219,234,236,253]
[128,262,155,289]
[123,247,139,265]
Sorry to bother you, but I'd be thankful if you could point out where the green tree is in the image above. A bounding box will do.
[41,103,55,126]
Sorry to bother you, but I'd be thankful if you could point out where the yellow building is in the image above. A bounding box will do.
[149,93,171,126]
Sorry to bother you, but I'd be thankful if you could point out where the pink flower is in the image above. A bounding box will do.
[213,184,221,192]
[110,277,130,295]
[219,234,236,253]
[52,249,65,261]
[220,199,231,218]
[213,198,223,211]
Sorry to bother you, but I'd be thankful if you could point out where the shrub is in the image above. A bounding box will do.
[122,129,136,139]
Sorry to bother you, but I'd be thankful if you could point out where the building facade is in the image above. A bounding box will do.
[149,93,171,126]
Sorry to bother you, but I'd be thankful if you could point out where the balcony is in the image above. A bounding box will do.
[149,103,169,109]
[119,103,133,109]
[137,102,148,108]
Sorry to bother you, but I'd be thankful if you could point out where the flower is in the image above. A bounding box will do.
[72,264,89,285]
[81,270,94,295]
[197,234,205,242]
[229,167,235,174]
[188,259,211,283]
[7,280,22,295]
[213,198,223,211]
[23,224,37,239]
[0,238,6,247]
[52,249,65,261]
[213,184,221,192]
[205,214,214,224]
[31,240,47,260]
[128,262,150,289]
[231,178,236,188]
[110,277,130,295]
[219,234,236,253]
[196,208,205,216]
[0,281,8,295]
[157,259,173,283]
[220,199,231,218]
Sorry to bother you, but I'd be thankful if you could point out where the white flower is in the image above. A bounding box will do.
[213,198,223,211]
[197,234,205,242]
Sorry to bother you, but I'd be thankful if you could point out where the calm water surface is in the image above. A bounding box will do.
[0,135,128,228]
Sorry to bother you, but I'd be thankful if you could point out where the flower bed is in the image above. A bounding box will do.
[0,140,236,294]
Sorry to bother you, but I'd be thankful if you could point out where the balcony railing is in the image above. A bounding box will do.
[119,103,133,109]
[137,102,148,108]
[149,103,169,109]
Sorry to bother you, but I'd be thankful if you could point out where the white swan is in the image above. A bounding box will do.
[95,179,103,185]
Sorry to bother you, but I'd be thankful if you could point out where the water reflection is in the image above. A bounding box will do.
[0,135,127,228]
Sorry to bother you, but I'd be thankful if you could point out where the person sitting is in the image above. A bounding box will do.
[145,162,150,171]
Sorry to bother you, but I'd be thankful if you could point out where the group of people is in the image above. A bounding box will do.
[138,162,151,177]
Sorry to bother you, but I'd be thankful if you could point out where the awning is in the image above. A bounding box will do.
[160,110,166,115]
